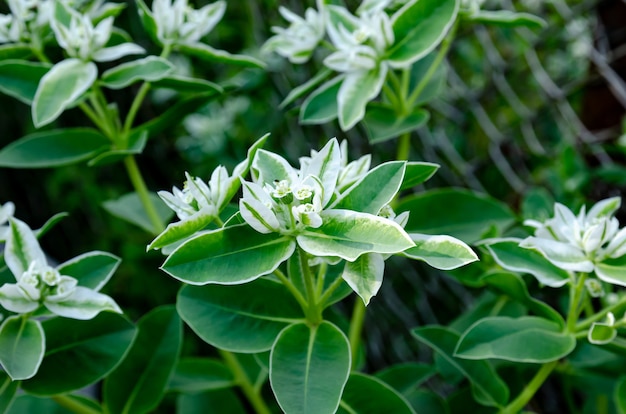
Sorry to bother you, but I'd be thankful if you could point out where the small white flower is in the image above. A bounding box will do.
[292,202,322,228]
[263,6,325,64]
[152,0,226,46]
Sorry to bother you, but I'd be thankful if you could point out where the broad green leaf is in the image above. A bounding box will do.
[0,316,44,380]
[21,313,136,395]
[337,67,387,131]
[0,44,32,60]
[7,395,89,414]
[0,372,19,413]
[363,105,429,143]
[0,128,109,168]
[405,390,449,414]
[342,252,384,305]
[387,0,458,68]
[0,60,51,104]
[521,187,554,223]
[270,321,350,414]
[104,306,182,414]
[404,233,478,270]
[299,76,342,124]
[148,213,216,251]
[616,376,626,414]
[56,251,120,291]
[596,256,626,287]
[332,161,406,214]
[101,56,174,89]
[412,326,509,408]
[588,320,617,345]
[455,316,576,363]
[484,239,570,288]
[177,43,265,68]
[480,272,565,327]
[102,192,174,234]
[468,11,546,29]
[5,217,46,277]
[32,58,97,127]
[338,373,415,414]
[151,75,222,95]
[298,210,414,261]
[167,357,234,393]
[280,68,332,109]
[375,363,436,395]
[163,224,295,285]
[88,130,148,166]
[176,388,246,414]
[177,278,303,352]
[397,189,516,243]
[401,162,440,190]
[448,291,526,335]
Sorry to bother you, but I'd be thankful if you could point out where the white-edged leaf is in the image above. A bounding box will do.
[342,252,384,306]
[302,138,341,206]
[0,316,45,380]
[337,66,387,131]
[5,217,46,279]
[0,284,39,313]
[520,237,594,273]
[252,149,297,184]
[44,287,122,320]
[92,42,146,62]
[404,233,478,270]
[101,56,174,89]
[56,251,121,291]
[32,59,97,127]
[595,256,626,287]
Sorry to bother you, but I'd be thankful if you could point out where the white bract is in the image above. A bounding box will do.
[522,197,626,285]
[51,3,144,62]
[0,201,15,241]
[0,218,121,320]
[151,0,226,46]
[263,6,325,64]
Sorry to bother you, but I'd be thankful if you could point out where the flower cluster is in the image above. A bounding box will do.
[522,197,626,286]
[149,0,226,46]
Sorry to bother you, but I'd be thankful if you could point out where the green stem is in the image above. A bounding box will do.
[407,20,458,108]
[219,350,271,414]
[566,273,588,333]
[348,299,366,364]
[123,156,164,234]
[299,248,322,324]
[273,268,308,311]
[396,132,411,161]
[577,295,626,330]
[499,360,559,414]
[316,271,346,309]
[51,395,101,414]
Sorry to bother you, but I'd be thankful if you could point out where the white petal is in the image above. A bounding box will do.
[520,236,594,272]
[92,43,145,62]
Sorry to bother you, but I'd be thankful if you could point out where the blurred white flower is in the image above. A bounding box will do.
[152,0,226,46]
[263,6,325,64]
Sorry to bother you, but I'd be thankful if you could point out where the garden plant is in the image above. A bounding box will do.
[0,0,625,413]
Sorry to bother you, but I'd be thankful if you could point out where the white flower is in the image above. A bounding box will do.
[263,6,326,64]
[152,0,226,46]
[0,202,15,241]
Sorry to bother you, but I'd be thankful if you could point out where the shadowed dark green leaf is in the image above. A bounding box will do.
[0,60,51,104]
[338,373,415,414]
[363,105,429,143]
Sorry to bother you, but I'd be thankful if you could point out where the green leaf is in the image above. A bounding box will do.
[135,0,158,44]
[102,192,174,234]
[299,76,342,125]
[0,371,19,413]
[32,59,97,127]
[412,326,509,408]
[0,128,109,168]
[100,56,174,89]
[151,75,223,95]
[280,68,332,109]
[168,357,234,393]
[404,233,478,270]
[148,213,216,251]
[0,60,51,104]
[480,272,565,328]
[596,256,626,287]
[177,43,265,68]
[615,376,626,414]
[270,321,351,414]
[7,395,90,414]
[588,320,617,345]
[0,44,32,60]
[34,212,69,239]
[408,51,447,105]
[176,388,246,414]
[337,67,387,131]
[468,10,546,29]
[21,313,136,395]
[0,316,44,380]
[455,316,576,363]
[342,253,384,306]
[56,251,120,291]
[484,239,570,288]
[397,189,515,243]
[5,217,46,277]
[401,162,440,190]
[387,0,458,68]
[162,224,295,285]
[363,105,430,143]
[104,306,182,414]
[375,363,436,395]
[298,210,414,261]
[338,373,415,414]
[177,279,303,353]
[88,130,148,167]
[252,149,296,184]
[332,161,406,214]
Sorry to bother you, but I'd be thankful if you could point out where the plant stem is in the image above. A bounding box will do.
[348,299,366,364]
[123,155,164,234]
[219,350,271,414]
[500,360,559,414]
[577,295,626,330]
[317,271,345,309]
[396,132,411,161]
[299,248,322,324]
[273,268,308,311]
[566,273,587,333]
[51,395,101,414]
